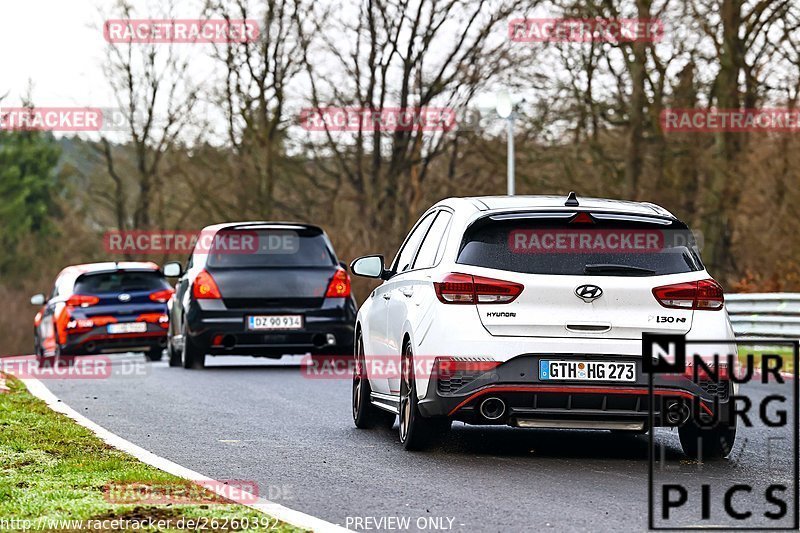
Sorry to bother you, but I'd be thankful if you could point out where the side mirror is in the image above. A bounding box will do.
[163,262,183,278]
[30,294,46,306]
[350,255,388,279]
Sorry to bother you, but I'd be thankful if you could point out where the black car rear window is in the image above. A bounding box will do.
[206,228,336,268]
[457,214,703,276]
[74,271,170,293]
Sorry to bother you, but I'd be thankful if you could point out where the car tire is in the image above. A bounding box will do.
[35,337,49,368]
[352,334,395,429]
[678,411,737,460]
[181,326,206,370]
[167,336,181,367]
[146,348,164,362]
[398,342,450,451]
[37,350,53,368]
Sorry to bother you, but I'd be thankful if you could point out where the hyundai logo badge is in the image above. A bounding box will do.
[118,293,131,302]
[575,284,603,303]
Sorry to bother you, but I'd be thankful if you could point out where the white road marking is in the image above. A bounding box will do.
[20,376,351,533]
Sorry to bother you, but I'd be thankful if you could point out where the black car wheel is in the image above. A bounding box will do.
[36,348,52,368]
[167,334,181,367]
[146,348,164,362]
[53,345,75,368]
[34,333,49,368]
[398,342,450,450]
[352,334,395,429]
[679,406,737,460]
[181,323,205,370]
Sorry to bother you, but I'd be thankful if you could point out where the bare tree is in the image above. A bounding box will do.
[297,0,534,253]
[199,0,312,220]
[97,0,201,231]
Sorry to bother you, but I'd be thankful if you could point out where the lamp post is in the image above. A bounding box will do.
[495,91,515,196]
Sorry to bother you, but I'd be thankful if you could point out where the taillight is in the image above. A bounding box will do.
[66,318,95,333]
[137,313,169,328]
[434,273,523,304]
[652,279,724,310]
[149,288,175,303]
[193,270,222,299]
[695,279,725,310]
[325,268,351,298]
[66,294,100,307]
[65,315,117,334]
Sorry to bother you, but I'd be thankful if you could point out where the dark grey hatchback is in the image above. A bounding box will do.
[164,222,357,369]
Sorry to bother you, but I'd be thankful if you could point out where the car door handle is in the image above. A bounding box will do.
[400,288,413,298]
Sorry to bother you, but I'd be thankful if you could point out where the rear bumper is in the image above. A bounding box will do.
[418,354,731,428]
[62,328,167,355]
[185,298,356,356]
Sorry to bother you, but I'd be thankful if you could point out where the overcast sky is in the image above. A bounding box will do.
[1,1,115,107]
[0,0,227,110]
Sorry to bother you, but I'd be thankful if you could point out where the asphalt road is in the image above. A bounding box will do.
[39,354,797,532]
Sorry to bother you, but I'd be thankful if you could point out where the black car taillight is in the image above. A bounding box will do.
[325,267,351,298]
[193,270,221,299]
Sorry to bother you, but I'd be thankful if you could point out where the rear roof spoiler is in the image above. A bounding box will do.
[485,210,675,225]
[220,222,323,232]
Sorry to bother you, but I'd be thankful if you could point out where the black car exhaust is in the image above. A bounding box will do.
[479,397,507,421]
[665,400,691,425]
[222,335,236,350]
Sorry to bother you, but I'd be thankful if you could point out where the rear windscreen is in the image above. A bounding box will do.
[457,215,703,276]
[206,228,336,268]
[74,271,170,293]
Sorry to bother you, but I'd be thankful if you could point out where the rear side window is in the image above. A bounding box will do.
[74,271,170,293]
[457,215,703,276]
[206,228,336,268]
[413,211,452,269]
[392,212,437,274]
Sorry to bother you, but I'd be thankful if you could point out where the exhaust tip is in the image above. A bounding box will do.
[665,400,690,425]
[312,334,326,348]
[85,342,96,353]
[479,397,506,421]
[222,335,236,350]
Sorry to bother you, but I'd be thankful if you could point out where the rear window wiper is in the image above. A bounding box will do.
[583,264,656,275]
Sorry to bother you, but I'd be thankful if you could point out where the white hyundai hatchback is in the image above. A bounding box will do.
[350,194,737,457]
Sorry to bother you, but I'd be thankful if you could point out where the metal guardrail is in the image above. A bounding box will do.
[726,293,800,340]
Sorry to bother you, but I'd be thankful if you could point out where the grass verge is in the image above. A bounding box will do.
[738,345,797,375]
[0,375,305,532]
